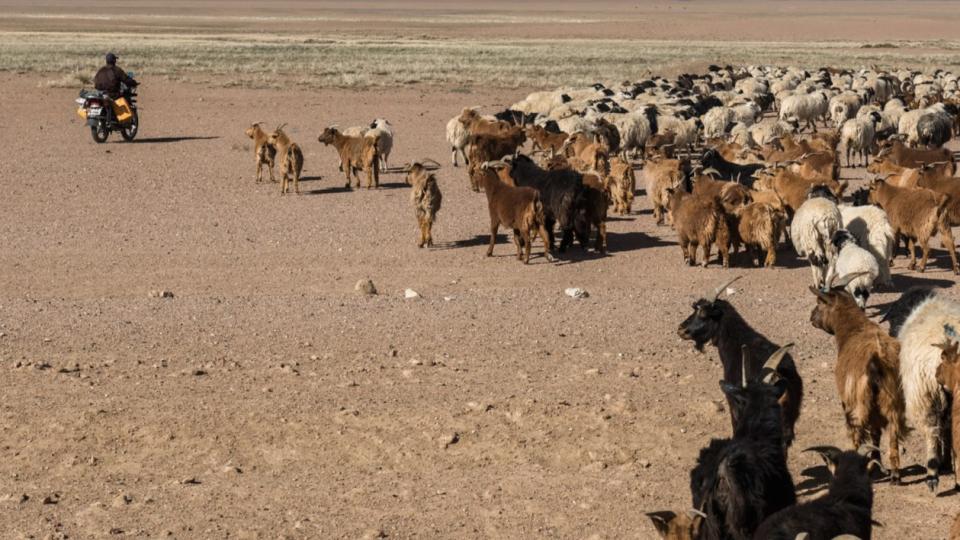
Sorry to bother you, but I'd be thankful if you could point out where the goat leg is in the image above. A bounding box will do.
[939,224,959,275]
[487,222,498,257]
[512,228,523,260]
[918,238,931,273]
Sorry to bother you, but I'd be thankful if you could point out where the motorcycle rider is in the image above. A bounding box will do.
[93,52,137,100]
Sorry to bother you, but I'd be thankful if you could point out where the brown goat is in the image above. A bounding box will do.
[267,125,304,195]
[466,130,526,191]
[525,125,568,156]
[606,157,636,215]
[876,140,955,173]
[475,165,552,264]
[406,163,442,248]
[734,202,787,268]
[458,108,513,137]
[575,173,608,254]
[644,157,684,225]
[666,188,730,268]
[809,277,907,483]
[867,178,958,274]
[318,127,380,189]
[756,167,845,216]
[935,326,960,491]
[244,122,276,183]
[646,511,703,540]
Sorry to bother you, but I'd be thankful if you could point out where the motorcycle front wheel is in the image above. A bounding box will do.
[91,123,109,143]
[120,111,138,142]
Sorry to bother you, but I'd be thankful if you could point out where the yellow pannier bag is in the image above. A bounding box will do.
[113,97,133,123]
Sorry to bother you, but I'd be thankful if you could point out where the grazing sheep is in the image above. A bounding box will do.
[368,118,394,170]
[827,230,880,308]
[703,106,735,140]
[779,91,829,132]
[475,164,553,264]
[244,122,276,184]
[839,113,879,167]
[840,204,896,288]
[666,187,730,268]
[897,291,960,491]
[406,162,442,248]
[318,126,380,189]
[790,195,842,288]
[267,124,304,195]
[445,114,469,167]
[867,178,958,274]
[809,274,907,482]
[615,107,657,158]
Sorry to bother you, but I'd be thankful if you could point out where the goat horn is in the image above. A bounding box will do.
[705,275,743,303]
[702,167,721,176]
[762,343,794,373]
[830,271,871,290]
[741,345,750,388]
[418,158,442,169]
[687,508,707,520]
[857,443,881,456]
[276,123,287,132]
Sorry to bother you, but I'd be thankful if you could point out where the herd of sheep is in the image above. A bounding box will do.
[242,63,960,539]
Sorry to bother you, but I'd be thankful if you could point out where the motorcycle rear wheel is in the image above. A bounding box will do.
[120,111,139,142]
[91,124,109,143]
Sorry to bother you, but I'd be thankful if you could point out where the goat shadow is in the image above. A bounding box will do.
[795,464,925,496]
[432,234,506,251]
[125,136,220,144]
[302,185,353,196]
[607,231,674,254]
[890,272,956,291]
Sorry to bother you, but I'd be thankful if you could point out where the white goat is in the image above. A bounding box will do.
[369,118,395,170]
[839,113,879,167]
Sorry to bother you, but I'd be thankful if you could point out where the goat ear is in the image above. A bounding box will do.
[645,511,677,537]
[808,286,830,302]
[838,181,848,195]
[719,380,742,397]
[803,445,842,471]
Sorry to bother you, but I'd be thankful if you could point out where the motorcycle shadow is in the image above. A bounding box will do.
[125,136,220,144]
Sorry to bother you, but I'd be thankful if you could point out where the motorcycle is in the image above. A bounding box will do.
[75,72,139,143]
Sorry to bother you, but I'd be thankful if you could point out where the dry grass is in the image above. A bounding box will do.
[39,71,92,88]
[5,32,960,90]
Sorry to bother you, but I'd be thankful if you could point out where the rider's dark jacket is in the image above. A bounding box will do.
[94,65,136,99]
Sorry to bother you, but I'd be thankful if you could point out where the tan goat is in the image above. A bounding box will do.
[267,124,304,195]
[244,122,276,183]
[318,127,380,189]
[405,162,442,248]
[606,157,636,215]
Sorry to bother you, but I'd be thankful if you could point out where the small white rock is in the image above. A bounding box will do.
[564,288,589,299]
[404,289,420,299]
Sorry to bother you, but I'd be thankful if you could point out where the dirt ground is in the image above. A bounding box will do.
[2,2,960,539]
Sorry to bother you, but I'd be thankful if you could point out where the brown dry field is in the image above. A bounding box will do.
[2,2,960,539]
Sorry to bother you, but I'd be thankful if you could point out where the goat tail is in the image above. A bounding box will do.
[527,196,546,233]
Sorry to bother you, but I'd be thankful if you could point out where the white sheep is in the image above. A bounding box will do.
[898,292,960,492]
[702,106,734,140]
[839,204,895,288]
[729,101,761,126]
[729,122,756,148]
[826,229,879,308]
[445,115,469,167]
[829,92,862,128]
[749,117,797,146]
[791,194,842,288]
[839,113,879,167]
[779,90,829,132]
[614,109,653,158]
[368,118,394,170]
[657,115,700,153]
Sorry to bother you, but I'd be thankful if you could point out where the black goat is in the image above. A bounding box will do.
[700,148,764,188]
[504,154,584,253]
[494,109,537,127]
[690,346,796,540]
[678,276,804,449]
[752,446,875,539]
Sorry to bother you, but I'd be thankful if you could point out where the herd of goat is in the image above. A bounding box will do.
[242,63,960,538]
